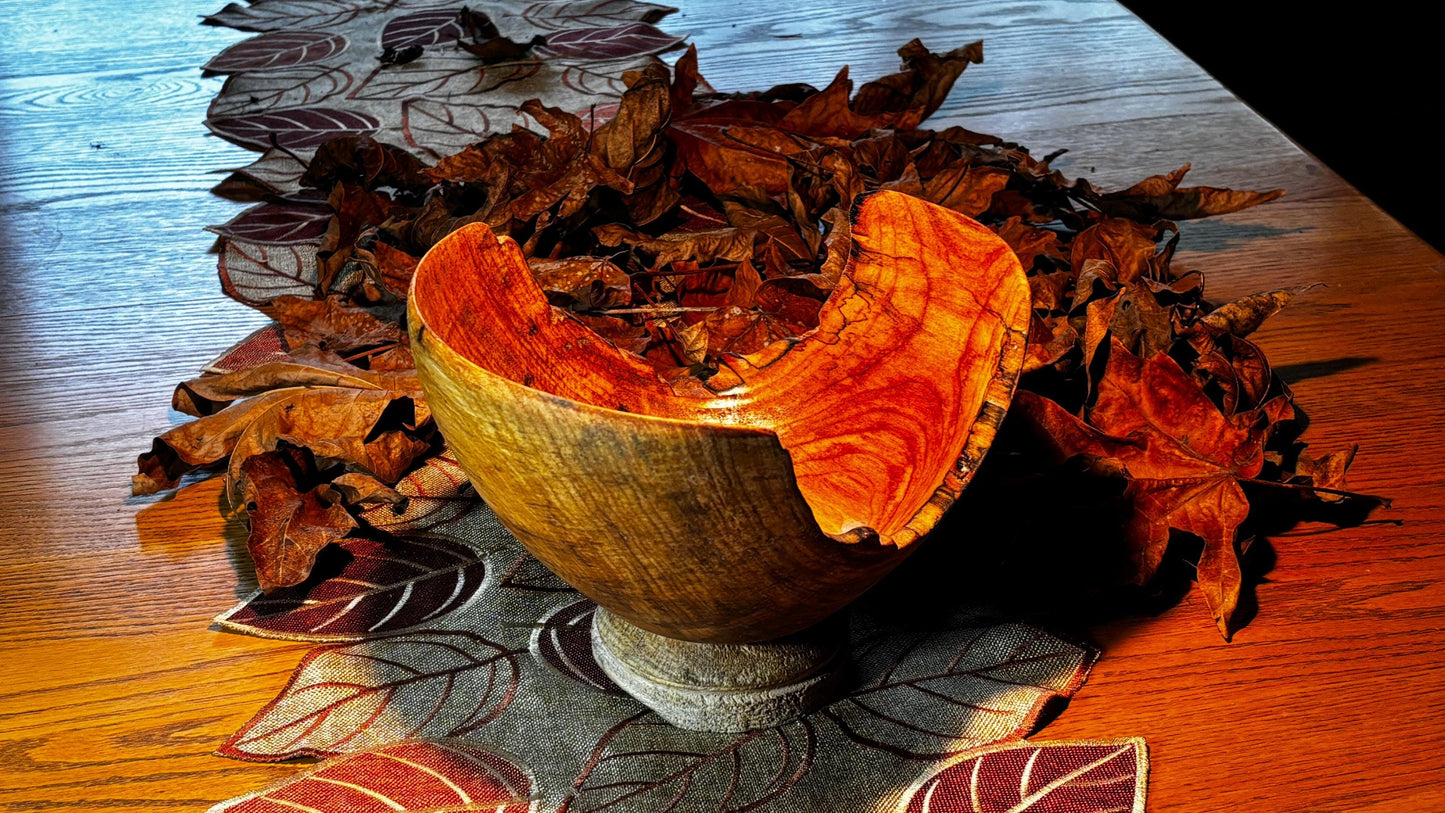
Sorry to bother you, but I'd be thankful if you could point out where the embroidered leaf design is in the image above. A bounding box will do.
[203,0,365,33]
[203,323,292,375]
[381,8,466,49]
[218,239,320,305]
[205,31,349,72]
[207,740,533,812]
[215,535,487,641]
[358,450,477,533]
[535,23,684,60]
[207,194,334,245]
[347,57,541,101]
[401,98,532,160]
[562,712,815,813]
[531,598,621,693]
[209,65,355,118]
[219,631,522,761]
[498,551,575,592]
[218,148,310,197]
[897,738,1148,813]
[208,107,381,151]
[825,623,1096,759]
[520,0,677,30]
[558,61,636,96]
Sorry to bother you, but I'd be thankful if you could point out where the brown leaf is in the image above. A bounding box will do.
[264,295,405,353]
[1071,218,1164,286]
[529,257,631,309]
[923,163,1010,217]
[1092,163,1285,220]
[1196,288,1298,338]
[173,349,420,416]
[1018,341,1269,637]
[240,449,357,591]
[225,388,431,503]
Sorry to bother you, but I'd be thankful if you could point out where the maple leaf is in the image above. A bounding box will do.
[1018,340,1268,638]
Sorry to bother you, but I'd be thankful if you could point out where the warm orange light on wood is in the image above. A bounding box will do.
[410,190,1029,642]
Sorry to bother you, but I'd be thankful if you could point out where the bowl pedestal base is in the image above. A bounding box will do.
[591,607,845,732]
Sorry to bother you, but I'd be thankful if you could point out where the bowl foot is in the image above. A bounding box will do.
[591,608,845,732]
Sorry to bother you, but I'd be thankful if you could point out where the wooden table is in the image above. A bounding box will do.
[1,1,1441,810]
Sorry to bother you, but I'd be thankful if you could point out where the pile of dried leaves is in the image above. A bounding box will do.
[137,39,1384,638]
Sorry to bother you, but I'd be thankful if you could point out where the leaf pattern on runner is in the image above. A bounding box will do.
[218,238,321,305]
[205,31,349,73]
[531,598,622,694]
[824,623,1096,760]
[207,192,334,245]
[207,740,534,812]
[561,712,815,813]
[380,8,466,49]
[358,450,478,533]
[204,0,367,32]
[896,739,1148,813]
[208,65,356,118]
[534,23,683,59]
[208,107,382,151]
[219,631,522,761]
[215,535,488,641]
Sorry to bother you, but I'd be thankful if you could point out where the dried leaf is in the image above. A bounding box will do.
[1093,163,1285,220]
[239,448,357,591]
[1018,341,1270,637]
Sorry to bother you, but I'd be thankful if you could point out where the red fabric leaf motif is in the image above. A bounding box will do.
[208,108,381,151]
[521,0,677,30]
[204,0,364,33]
[826,623,1096,759]
[215,535,487,641]
[219,631,521,761]
[898,739,1147,813]
[562,712,815,812]
[401,98,531,161]
[535,23,684,60]
[218,239,320,306]
[381,9,465,49]
[207,740,532,812]
[208,194,333,245]
[203,323,291,375]
[205,31,348,73]
[358,450,476,532]
[209,65,355,119]
[532,598,621,693]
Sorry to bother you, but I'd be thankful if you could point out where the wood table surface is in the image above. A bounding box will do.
[1,1,1441,810]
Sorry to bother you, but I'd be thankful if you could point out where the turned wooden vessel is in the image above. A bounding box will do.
[409,190,1029,644]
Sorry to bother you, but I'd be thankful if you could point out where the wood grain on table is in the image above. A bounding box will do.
[1,1,1441,810]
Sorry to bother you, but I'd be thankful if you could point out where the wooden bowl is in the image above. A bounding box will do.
[409,190,1029,644]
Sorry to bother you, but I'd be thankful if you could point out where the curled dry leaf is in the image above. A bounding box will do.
[239,448,357,591]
